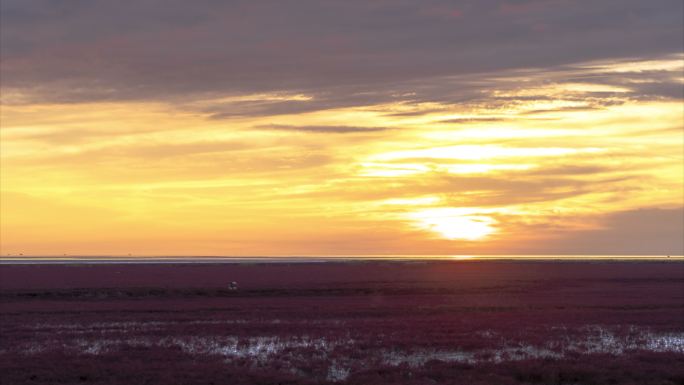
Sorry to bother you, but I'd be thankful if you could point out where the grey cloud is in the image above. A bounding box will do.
[532,207,684,255]
[196,85,415,118]
[1,0,682,108]
[629,81,684,100]
[561,68,684,101]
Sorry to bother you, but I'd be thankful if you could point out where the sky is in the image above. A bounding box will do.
[1,0,683,256]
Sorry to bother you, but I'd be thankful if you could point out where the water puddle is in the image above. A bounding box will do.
[6,323,684,382]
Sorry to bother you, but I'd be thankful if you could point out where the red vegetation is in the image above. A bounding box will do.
[1,261,683,384]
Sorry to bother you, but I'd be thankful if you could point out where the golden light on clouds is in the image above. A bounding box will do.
[1,55,682,256]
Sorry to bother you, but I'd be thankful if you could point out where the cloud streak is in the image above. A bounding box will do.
[256,124,395,134]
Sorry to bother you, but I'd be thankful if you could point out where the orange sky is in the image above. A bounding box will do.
[1,2,683,256]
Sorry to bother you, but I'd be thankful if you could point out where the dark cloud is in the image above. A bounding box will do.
[629,81,684,100]
[1,0,682,108]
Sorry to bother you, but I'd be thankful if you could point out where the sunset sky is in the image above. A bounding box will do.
[1,0,682,256]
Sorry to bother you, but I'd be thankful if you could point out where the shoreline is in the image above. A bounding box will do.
[1,255,683,265]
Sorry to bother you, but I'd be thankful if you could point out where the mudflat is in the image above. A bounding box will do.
[1,261,683,384]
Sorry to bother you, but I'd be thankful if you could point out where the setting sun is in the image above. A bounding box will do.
[409,208,498,241]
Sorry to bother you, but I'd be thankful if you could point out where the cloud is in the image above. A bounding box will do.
[523,165,612,176]
[1,0,682,108]
[255,124,395,134]
[537,207,684,255]
[3,127,162,144]
[520,106,602,115]
[439,117,508,124]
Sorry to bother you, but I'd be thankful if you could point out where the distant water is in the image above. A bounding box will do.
[1,255,682,264]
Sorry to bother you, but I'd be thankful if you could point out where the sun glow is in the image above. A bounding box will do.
[409,208,498,241]
[1,55,682,255]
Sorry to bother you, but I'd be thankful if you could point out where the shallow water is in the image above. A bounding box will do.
[11,321,684,382]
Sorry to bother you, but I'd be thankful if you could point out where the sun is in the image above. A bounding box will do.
[409,208,497,241]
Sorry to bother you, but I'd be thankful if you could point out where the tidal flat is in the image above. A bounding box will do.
[1,260,683,384]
